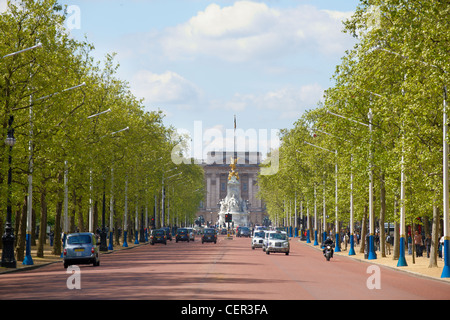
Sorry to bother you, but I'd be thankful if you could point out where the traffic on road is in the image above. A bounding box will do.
[1,224,449,304]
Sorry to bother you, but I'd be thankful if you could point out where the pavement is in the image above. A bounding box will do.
[301,238,450,283]
[0,240,147,274]
[2,237,450,284]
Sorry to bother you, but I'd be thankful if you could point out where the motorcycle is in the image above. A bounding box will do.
[323,244,333,261]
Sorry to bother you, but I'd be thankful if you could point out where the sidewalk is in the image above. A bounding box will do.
[0,240,147,274]
[301,239,450,283]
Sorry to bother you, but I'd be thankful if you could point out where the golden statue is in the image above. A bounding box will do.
[228,157,239,180]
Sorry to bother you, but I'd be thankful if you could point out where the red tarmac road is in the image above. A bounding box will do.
[0,235,449,300]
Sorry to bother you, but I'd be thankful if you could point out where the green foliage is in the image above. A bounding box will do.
[0,0,204,234]
[258,0,449,227]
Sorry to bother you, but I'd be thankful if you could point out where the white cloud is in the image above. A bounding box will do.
[158,1,354,62]
[210,83,324,119]
[129,70,201,106]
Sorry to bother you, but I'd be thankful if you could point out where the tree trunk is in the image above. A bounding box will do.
[94,200,99,232]
[115,216,121,245]
[379,172,386,257]
[52,172,63,256]
[0,218,3,250]
[360,206,368,254]
[428,205,440,268]
[37,187,47,258]
[31,208,36,246]
[76,194,85,232]
[52,199,62,256]
[15,195,28,261]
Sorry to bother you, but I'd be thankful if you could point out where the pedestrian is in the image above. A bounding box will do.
[425,234,432,258]
[343,233,348,251]
[386,234,391,255]
[375,232,380,251]
[408,233,412,255]
[414,231,422,257]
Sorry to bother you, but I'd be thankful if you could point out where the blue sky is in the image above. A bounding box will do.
[58,0,360,159]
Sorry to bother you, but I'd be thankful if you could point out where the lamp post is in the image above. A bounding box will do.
[99,177,108,251]
[314,183,318,246]
[0,43,42,60]
[109,167,114,250]
[86,108,111,233]
[314,129,355,255]
[161,168,181,228]
[326,110,375,259]
[373,47,449,276]
[134,197,139,245]
[1,116,16,268]
[442,86,450,278]
[123,176,129,247]
[304,141,339,252]
[2,42,42,266]
[28,82,87,262]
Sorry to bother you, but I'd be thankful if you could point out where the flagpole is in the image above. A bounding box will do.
[234,115,236,159]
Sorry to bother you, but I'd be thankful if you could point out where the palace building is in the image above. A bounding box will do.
[196,151,267,226]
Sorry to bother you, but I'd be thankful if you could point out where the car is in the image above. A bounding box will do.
[176,228,190,242]
[161,227,172,241]
[186,227,195,241]
[262,230,273,252]
[251,230,265,249]
[150,229,167,245]
[253,225,267,236]
[220,228,228,235]
[202,228,217,244]
[237,226,251,238]
[265,231,290,255]
[63,232,100,268]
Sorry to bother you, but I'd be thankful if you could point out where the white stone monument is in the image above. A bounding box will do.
[218,157,249,227]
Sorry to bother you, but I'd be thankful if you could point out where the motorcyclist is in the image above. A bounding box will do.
[322,236,334,258]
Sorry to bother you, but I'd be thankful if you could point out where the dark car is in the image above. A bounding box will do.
[202,228,217,244]
[237,226,251,238]
[150,229,167,245]
[161,227,172,241]
[176,228,190,242]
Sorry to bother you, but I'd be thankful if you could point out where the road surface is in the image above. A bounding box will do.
[0,234,448,302]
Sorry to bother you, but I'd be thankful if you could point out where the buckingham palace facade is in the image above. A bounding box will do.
[196,151,267,226]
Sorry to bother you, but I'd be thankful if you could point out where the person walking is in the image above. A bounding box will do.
[386,234,391,255]
[414,231,422,257]
[408,233,412,255]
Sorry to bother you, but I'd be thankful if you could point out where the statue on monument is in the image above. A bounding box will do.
[228,157,239,181]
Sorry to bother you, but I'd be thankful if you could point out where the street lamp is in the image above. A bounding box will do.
[372,47,449,275]
[313,129,356,256]
[326,109,376,259]
[161,167,180,228]
[99,177,108,251]
[123,176,129,247]
[0,43,42,60]
[1,42,42,267]
[86,108,112,234]
[304,141,340,252]
[1,116,16,268]
[26,82,87,263]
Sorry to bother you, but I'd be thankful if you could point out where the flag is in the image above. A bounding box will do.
[234,115,236,129]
